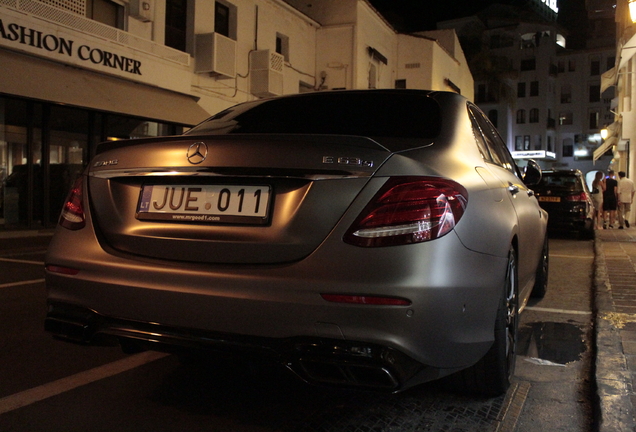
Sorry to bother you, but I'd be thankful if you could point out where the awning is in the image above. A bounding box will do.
[601,66,617,93]
[619,32,636,71]
[593,136,618,161]
[0,49,210,126]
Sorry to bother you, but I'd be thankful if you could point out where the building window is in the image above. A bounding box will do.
[569,60,576,72]
[213,1,237,40]
[530,81,539,96]
[517,82,526,97]
[589,84,601,102]
[530,108,539,123]
[607,56,616,71]
[165,0,188,52]
[520,58,536,71]
[563,138,574,157]
[215,1,230,37]
[276,33,290,62]
[515,136,531,150]
[561,84,572,103]
[589,110,600,129]
[516,109,526,124]
[590,57,600,76]
[87,0,124,29]
[559,112,573,125]
[395,79,407,89]
[488,109,498,127]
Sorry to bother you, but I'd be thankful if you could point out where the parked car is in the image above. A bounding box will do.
[45,90,549,396]
[533,169,595,239]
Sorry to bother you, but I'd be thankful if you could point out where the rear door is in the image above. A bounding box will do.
[468,105,545,295]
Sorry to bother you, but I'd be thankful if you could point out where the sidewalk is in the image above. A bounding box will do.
[595,227,636,431]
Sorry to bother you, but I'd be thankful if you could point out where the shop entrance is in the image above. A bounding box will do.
[0,96,182,231]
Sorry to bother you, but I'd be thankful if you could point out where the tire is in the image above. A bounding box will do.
[531,235,549,298]
[459,246,519,396]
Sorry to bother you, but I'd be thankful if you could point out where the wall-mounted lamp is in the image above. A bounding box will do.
[601,127,609,139]
[629,0,636,23]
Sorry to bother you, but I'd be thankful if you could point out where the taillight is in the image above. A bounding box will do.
[59,176,86,230]
[344,177,468,247]
[566,192,588,202]
[45,265,80,275]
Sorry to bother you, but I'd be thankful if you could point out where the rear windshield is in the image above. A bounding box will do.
[187,92,442,140]
[537,174,583,191]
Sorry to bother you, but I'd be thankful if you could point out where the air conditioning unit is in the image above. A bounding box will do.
[129,0,153,22]
[250,50,284,98]
[195,33,236,78]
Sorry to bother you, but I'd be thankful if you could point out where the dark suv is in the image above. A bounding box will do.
[533,169,595,238]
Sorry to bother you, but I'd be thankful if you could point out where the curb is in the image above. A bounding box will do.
[594,235,636,432]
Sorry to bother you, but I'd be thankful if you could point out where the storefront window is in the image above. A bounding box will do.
[0,96,182,231]
[0,98,42,229]
[47,106,88,225]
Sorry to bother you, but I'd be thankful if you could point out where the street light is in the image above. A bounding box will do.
[630,0,636,23]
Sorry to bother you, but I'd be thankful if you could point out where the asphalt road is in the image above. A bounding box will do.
[0,233,595,431]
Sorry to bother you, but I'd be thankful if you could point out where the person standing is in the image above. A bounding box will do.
[603,170,618,228]
[618,171,635,229]
[591,171,606,229]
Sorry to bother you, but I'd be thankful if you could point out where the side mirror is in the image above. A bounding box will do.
[523,159,542,186]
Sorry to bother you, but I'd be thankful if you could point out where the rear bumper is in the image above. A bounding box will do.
[45,301,435,391]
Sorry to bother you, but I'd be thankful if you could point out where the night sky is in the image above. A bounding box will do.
[368,0,589,48]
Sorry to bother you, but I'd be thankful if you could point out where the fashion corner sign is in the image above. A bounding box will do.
[0,17,142,76]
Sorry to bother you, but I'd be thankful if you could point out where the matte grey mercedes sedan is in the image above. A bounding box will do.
[45,90,548,396]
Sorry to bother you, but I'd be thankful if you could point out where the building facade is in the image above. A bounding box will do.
[603,0,636,186]
[0,0,473,231]
[439,0,616,176]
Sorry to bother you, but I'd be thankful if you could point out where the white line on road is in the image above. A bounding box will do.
[0,279,45,289]
[0,351,169,415]
[0,257,44,265]
[525,306,592,315]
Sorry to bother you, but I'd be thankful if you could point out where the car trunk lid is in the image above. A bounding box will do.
[88,134,392,264]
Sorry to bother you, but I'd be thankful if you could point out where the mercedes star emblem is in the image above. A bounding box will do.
[187,142,208,164]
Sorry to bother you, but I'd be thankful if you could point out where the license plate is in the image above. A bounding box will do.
[538,196,561,202]
[137,184,271,224]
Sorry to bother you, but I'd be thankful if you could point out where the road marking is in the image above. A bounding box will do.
[0,351,169,415]
[550,254,594,259]
[0,279,45,289]
[0,257,44,265]
[525,306,591,315]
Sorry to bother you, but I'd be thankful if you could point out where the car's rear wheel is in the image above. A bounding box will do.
[531,235,549,298]
[459,246,518,396]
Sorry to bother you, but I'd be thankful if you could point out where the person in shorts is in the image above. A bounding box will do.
[591,171,605,229]
[618,171,635,229]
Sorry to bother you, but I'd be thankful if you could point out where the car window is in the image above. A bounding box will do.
[188,92,442,144]
[467,107,493,163]
[537,174,583,192]
[468,105,518,176]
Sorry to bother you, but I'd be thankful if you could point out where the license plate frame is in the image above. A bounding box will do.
[136,184,271,225]
[538,196,561,202]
